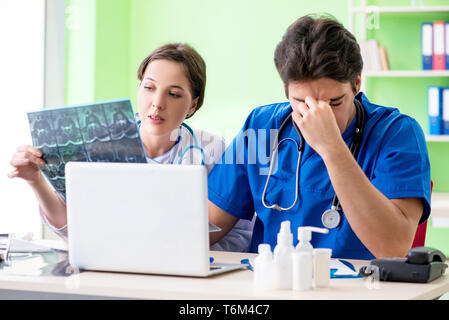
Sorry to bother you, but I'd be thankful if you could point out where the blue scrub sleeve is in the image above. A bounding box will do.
[208,129,256,221]
[371,117,431,224]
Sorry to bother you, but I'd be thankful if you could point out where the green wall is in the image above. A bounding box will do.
[65,0,448,253]
[128,0,348,141]
[94,0,130,102]
[65,0,130,105]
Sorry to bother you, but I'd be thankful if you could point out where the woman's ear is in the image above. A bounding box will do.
[187,97,199,117]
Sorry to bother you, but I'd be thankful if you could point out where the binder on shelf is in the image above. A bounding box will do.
[443,88,449,135]
[432,21,446,70]
[421,22,433,70]
[428,86,443,135]
[446,22,449,70]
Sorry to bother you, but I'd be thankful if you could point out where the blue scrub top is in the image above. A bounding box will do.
[208,93,431,260]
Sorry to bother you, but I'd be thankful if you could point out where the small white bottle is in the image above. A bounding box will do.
[313,248,332,288]
[292,251,313,291]
[253,244,276,290]
[273,221,294,289]
[296,226,329,253]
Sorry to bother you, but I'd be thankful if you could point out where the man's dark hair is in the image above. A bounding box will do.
[274,14,363,94]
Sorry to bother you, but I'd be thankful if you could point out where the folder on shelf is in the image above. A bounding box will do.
[428,86,443,135]
[421,22,433,70]
[443,88,449,135]
[446,22,449,70]
[433,21,446,70]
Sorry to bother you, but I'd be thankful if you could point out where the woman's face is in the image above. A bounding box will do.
[137,59,197,139]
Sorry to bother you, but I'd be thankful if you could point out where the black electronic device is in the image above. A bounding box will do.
[359,247,448,283]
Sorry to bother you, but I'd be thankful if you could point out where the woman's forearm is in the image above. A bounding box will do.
[28,174,67,229]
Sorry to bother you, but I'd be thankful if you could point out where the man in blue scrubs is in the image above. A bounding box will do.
[207,15,431,259]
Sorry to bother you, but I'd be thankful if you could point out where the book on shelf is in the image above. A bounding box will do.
[359,39,390,72]
[378,46,390,71]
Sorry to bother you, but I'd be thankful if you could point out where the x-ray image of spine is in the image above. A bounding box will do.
[27,99,147,200]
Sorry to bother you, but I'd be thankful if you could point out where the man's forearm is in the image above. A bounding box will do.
[320,140,419,258]
[208,201,239,246]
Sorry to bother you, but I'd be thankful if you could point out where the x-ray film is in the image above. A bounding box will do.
[28,99,147,200]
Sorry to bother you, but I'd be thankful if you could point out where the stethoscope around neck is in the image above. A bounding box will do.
[136,115,206,165]
[261,99,366,229]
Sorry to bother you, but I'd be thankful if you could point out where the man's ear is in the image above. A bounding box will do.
[354,73,362,94]
[284,83,289,99]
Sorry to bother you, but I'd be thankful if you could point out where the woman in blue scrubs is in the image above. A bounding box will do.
[207,15,431,260]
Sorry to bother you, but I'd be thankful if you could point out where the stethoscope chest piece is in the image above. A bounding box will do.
[321,207,341,229]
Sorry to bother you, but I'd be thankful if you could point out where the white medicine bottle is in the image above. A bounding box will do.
[253,244,276,290]
[273,221,294,289]
[296,226,329,253]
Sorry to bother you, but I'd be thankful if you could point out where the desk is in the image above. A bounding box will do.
[0,246,448,300]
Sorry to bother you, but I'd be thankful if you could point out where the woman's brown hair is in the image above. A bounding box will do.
[137,43,206,119]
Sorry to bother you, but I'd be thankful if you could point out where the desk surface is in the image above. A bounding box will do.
[0,246,448,300]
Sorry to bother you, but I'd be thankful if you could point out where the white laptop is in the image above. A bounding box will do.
[65,162,246,277]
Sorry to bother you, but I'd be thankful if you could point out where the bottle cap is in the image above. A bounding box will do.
[297,226,329,241]
[277,221,293,245]
[258,243,271,253]
[257,243,272,261]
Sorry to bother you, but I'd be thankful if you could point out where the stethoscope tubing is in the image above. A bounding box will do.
[176,123,206,165]
[262,99,366,217]
[136,116,205,165]
[261,116,303,211]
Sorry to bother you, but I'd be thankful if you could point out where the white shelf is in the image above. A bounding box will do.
[351,6,449,13]
[430,192,449,228]
[364,70,449,77]
[426,135,449,142]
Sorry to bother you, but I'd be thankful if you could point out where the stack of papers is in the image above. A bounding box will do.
[9,238,67,253]
[330,259,361,278]
[0,234,67,254]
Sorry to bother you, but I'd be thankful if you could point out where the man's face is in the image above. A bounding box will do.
[286,76,361,134]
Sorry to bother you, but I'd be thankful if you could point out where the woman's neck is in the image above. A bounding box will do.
[140,129,179,159]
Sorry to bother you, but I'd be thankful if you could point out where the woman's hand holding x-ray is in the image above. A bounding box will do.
[8,145,45,184]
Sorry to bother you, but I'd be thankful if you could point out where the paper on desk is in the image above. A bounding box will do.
[9,238,67,253]
[330,258,360,277]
